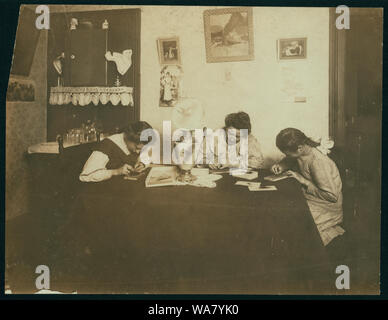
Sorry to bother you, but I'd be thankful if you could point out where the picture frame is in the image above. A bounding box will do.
[277,37,307,60]
[203,7,254,63]
[6,77,35,102]
[159,65,183,107]
[157,37,182,65]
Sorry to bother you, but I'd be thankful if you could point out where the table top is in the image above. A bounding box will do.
[67,169,329,293]
[78,169,305,208]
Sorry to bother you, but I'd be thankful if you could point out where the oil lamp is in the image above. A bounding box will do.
[172,98,204,183]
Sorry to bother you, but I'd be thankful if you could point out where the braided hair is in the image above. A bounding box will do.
[276,128,320,153]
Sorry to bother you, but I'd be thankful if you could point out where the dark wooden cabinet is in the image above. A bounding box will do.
[47,9,141,141]
[68,29,108,86]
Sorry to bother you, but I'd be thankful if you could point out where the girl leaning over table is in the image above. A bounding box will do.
[271,128,345,249]
[79,121,152,182]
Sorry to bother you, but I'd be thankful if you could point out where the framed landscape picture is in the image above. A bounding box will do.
[203,7,254,63]
[277,38,307,60]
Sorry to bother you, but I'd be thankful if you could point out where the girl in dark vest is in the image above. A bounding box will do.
[80,121,152,182]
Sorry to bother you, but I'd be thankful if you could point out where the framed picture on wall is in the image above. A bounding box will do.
[159,65,183,107]
[203,7,254,63]
[277,38,307,60]
[157,37,182,65]
[6,78,35,102]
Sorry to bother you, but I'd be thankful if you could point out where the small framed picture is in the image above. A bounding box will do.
[157,37,181,65]
[203,7,254,63]
[277,38,307,60]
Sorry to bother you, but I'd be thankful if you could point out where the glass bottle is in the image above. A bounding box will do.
[85,120,91,142]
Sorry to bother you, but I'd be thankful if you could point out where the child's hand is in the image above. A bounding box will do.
[209,163,222,170]
[271,163,285,175]
[285,170,306,185]
[115,164,134,176]
[134,161,146,172]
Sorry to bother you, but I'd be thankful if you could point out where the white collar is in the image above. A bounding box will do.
[107,133,130,155]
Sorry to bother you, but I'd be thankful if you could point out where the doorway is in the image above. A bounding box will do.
[329,7,382,292]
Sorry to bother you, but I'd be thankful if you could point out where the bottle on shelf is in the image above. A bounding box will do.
[85,120,91,142]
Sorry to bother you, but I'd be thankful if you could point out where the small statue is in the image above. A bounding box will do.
[70,18,78,30]
[53,52,65,86]
[102,19,109,30]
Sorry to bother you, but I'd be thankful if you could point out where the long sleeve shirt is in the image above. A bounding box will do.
[196,133,264,169]
[79,133,136,182]
[296,148,344,246]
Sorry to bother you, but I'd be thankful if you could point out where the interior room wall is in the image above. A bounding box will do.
[48,5,330,163]
[47,5,330,163]
[140,6,330,164]
[6,29,47,220]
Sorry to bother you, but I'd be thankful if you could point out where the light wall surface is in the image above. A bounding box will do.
[6,29,47,220]
[140,6,330,164]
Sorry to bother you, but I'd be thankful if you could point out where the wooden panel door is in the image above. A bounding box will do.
[329,8,382,287]
[330,8,382,214]
[68,29,107,86]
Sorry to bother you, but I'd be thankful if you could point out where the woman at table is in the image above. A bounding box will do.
[79,121,152,182]
[271,128,344,247]
[206,111,264,169]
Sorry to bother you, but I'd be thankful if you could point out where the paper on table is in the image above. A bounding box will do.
[235,181,261,187]
[192,174,222,188]
[145,166,178,187]
[209,168,230,174]
[191,168,210,176]
[248,185,277,191]
[264,173,290,182]
[230,170,258,180]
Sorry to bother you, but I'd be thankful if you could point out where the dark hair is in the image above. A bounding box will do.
[224,111,252,134]
[276,128,320,153]
[123,121,152,144]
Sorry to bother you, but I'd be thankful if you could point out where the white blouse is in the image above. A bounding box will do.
[79,133,130,183]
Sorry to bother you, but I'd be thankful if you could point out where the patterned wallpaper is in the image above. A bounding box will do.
[6,31,47,220]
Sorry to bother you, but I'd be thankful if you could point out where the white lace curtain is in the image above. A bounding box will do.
[49,86,134,106]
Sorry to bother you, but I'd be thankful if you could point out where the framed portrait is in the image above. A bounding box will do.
[157,37,182,65]
[203,7,254,63]
[277,38,307,60]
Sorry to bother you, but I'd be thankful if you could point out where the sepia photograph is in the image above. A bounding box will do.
[4,5,382,296]
[278,37,307,60]
[159,65,183,107]
[157,37,181,65]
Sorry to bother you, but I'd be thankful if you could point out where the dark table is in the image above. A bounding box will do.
[66,169,332,294]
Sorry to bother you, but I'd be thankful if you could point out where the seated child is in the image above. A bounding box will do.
[271,128,344,246]
[201,112,264,170]
[80,121,152,182]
